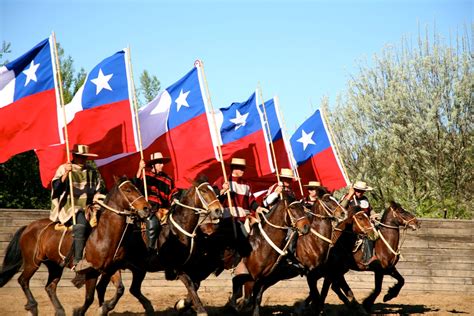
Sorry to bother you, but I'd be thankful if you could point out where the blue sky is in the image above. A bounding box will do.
[1,0,471,133]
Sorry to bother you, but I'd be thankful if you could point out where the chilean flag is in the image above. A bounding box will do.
[290,109,349,191]
[96,63,216,189]
[36,49,138,187]
[259,97,292,171]
[0,37,61,163]
[215,91,274,181]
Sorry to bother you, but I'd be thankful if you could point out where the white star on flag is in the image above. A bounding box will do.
[23,60,40,86]
[175,89,190,111]
[90,69,113,95]
[297,129,316,150]
[229,109,249,130]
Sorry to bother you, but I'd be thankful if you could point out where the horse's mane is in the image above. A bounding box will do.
[193,174,209,186]
[381,200,401,222]
[105,176,129,203]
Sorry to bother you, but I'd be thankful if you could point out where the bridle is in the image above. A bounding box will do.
[94,180,148,218]
[352,210,377,235]
[168,182,222,264]
[260,200,307,231]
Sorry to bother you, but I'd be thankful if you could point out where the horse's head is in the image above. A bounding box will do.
[192,177,223,221]
[286,198,311,235]
[387,201,420,231]
[114,177,151,219]
[315,189,348,222]
[350,207,378,240]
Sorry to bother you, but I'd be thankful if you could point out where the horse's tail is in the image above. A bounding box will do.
[0,225,26,287]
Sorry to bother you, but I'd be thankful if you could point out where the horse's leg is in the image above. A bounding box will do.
[331,275,352,305]
[96,270,125,316]
[44,262,66,316]
[304,269,324,314]
[128,268,154,315]
[176,280,201,313]
[73,271,100,316]
[337,274,355,302]
[317,276,333,315]
[227,274,252,310]
[177,273,207,316]
[251,279,266,316]
[362,270,383,312]
[17,262,40,316]
[383,267,405,302]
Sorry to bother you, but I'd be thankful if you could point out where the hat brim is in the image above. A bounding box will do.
[73,152,98,157]
[354,186,373,191]
[303,184,319,188]
[146,157,171,166]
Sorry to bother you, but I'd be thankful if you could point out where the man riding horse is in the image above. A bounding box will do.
[134,151,175,253]
[340,180,380,265]
[50,144,105,273]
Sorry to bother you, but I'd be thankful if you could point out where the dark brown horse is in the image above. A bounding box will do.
[327,201,420,312]
[94,177,224,316]
[232,189,378,316]
[227,193,311,316]
[0,177,150,316]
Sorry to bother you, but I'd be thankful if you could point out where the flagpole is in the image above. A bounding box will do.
[274,96,304,197]
[52,32,77,225]
[320,105,351,185]
[257,84,281,184]
[195,60,236,224]
[126,45,148,200]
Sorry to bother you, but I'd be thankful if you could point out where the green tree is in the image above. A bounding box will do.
[327,27,473,219]
[138,70,160,106]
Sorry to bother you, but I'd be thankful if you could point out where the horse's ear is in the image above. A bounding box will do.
[113,175,119,183]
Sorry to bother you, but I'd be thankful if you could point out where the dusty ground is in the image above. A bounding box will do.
[0,285,472,316]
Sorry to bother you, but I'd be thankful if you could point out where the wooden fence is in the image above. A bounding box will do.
[0,209,472,294]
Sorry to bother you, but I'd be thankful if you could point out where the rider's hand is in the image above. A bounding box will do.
[64,162,72,173]
[275,185,283,194]
[139,159,146,170]
[220,182,230,195]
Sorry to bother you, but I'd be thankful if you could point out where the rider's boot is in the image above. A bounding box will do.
[72,224,92,273]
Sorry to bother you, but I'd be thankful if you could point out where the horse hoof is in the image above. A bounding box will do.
[174,299,187,311]
[97,305,109,316]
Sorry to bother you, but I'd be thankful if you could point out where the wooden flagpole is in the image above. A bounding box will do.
[274,96,304,197]
[126,46,148,200]
[195,60,236,223]
[52,32,76,225]
[257,84,281,184]
[320,105,351,185]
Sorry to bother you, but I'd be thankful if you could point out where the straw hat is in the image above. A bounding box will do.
[279,168,294,179]
[353,181,373,191]
[146,152,171,166]
[303,181,321,188]
[230,158,246,167]
[72,144,97,157]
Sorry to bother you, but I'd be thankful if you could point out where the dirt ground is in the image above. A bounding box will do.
[0,285,472,316]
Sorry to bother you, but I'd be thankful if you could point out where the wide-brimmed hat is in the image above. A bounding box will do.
[230,158,246,167]
[72,144,98,157]
[304,181,321,188]
[353,181,373,191]
[279,168,294,180]
[146,152,171,166]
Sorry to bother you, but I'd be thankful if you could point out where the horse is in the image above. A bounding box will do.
[94,176,224,316]
[226,192,311,316]
[0,177,150,316]
[327,201,421,312]
[232,188,378,316]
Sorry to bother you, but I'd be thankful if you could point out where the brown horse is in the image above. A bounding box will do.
[227,193,311,316]
[94,177,224,316]
[328,201,420,312]
[0,177,150,316]
[232,189,378,316]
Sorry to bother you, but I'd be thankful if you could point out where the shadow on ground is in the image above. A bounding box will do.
[109,300,468,316]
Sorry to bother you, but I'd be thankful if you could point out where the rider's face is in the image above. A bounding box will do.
[355,189,365,198]
[152,162,164,173]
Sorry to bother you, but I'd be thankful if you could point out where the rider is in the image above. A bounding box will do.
[134,152,175,252]
[263,168,297,208]
[340,180,379,265]
[303,180,322,207]
[50,144,105,272]
[213,158,263,254]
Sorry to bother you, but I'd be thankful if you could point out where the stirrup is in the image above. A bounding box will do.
[72,259,93,273]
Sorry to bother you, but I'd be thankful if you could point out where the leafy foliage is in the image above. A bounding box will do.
[138,70,161,106]
[327,27,473,219]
